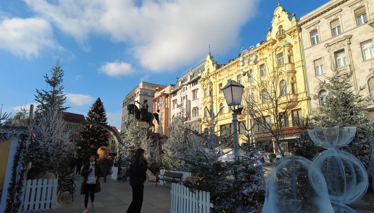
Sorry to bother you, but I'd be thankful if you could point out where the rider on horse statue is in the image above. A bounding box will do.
[135,99,148,121]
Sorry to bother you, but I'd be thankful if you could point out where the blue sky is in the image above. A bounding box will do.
[0,0,328,129]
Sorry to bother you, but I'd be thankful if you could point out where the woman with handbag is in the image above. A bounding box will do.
[81,154,103,213]
[126,148,151,213]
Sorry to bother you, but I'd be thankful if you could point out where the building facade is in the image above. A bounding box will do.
[152,85,172,136]
[170,61,204,133]
[121,82,166,133]
[299,0,374,115]
[63,112,86,154]
[200,3,310,153]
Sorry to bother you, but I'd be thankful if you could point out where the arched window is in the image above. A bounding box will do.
[220,103,224,115]
[319,90,327,106]
[369,78,374,97]
[262,89,268,103]
[280,80,287,96]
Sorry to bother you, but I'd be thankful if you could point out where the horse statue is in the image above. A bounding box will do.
[127,104,159,132]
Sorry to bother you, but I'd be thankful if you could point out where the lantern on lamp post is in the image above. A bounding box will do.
[222,80,244,162]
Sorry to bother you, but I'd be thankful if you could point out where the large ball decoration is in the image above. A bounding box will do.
[313,149,368,204]
[308,126,369,213]
[262,156,334,213]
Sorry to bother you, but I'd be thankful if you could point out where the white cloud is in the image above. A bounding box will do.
[12,103,40,113]
[66,93,94,106]
[106,111,121,130]
[24,0,260,71]
[98,60,135,76]
[140,74,150,82]
[0,16,60,57]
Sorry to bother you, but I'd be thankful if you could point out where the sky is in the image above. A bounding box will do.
[0,0,329,130]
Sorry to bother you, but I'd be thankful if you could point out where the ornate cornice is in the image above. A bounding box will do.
[299,0,349,26]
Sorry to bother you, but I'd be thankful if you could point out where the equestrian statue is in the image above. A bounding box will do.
[127,99,159,132]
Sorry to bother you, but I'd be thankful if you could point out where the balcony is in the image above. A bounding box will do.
[279,94,299,110]
[337,65,351,76]
[276,29,286,40]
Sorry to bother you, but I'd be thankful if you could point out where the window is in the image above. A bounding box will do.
[260,64,266,76]
[262,89,268,103]
[291,83,296,94]
[219,83,223,93]
[288,56,292,63]
[204,89,207,97]
[310,30,319,45]
[279,112,289,128]
[204,108,208,117]
[237,75,242,84]
[238,122,246,134]
[355,7,368,26]
[361,40,374,60]
[264,116,272,131]
[251,119,259,132]
[143,92,148,95]
[172,100,177,109]
[192,89,199,100]
[368,78,374,97]
[220,103,224,115]
[277,53,284,66]
[330,19,341,37]
[192,107,199,118]
[314,58,324,76]
[256,117,271,131]
[319,90,327,106]
[292,109,302,127]
[280,80,287,96]
[335,50,347,68]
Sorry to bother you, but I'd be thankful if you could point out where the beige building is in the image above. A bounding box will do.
[152,85,172,136]
[107,126,120,156]
[299,0,374,114]
[121,82,166,133]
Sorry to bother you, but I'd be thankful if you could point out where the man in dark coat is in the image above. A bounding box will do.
[76,156,83,175]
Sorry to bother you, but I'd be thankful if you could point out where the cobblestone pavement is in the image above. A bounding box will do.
[41,175,171,213]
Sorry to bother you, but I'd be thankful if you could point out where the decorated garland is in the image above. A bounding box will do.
[4,132,28,213]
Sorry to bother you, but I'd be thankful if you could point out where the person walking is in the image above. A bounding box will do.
[81,154,103,213]
[76,156,83,175]
[126,148,150,213]
[101,155,111,182]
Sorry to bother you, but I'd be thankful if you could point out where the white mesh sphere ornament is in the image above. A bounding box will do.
[308,126,368,213]
[262,156,334,213]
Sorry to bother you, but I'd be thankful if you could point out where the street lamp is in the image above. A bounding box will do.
[222,80,244,162]
[240,46,257,146]
[222,80,244,208]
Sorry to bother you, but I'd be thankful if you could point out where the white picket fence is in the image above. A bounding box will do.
[18,178,58,212]
[171,183,213,213]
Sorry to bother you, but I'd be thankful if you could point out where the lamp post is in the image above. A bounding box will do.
[240,46,258,147]
[222,80,244,162]
[222,80,244,209]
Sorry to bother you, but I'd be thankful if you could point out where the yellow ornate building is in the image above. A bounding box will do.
[200,3,311,153]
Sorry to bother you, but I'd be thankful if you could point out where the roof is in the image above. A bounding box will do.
[106,126,120,137]
[173,62,204,90]
[63,112,86,123]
